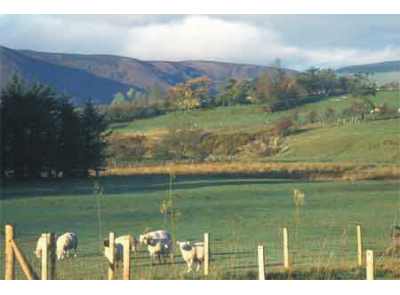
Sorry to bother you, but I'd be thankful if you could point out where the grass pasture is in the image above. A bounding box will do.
[110,91,400,135]
[1,175,399,279]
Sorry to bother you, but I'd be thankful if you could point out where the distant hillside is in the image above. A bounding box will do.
[337,61,400,86]
[0,46,136,105]
[337,60,400,74]
[1,45,291,104]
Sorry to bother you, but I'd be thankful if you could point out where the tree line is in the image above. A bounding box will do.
[106,66,378,123]
[1,76,109,179]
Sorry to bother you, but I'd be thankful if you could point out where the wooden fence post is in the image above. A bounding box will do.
[49,233,57,280]
[5,224,15,280]
[41,233,49,280]
[122,236,131,280]
[11,240,37,280]
[257,245,265,280]
[357,225,363,267]
[366,250,374,280]
[107,232,115,280]
[283,227,289,270]
[204,232,209,276]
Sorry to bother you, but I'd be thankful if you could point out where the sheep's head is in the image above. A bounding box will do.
[132,238,139,251]
[177,241,192,251]
[139,234,146,245]
[34,248,42,258]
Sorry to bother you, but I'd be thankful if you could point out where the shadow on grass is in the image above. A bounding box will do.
[2,174,302,200]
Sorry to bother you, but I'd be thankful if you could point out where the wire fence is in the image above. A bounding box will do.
[1,224,398,280]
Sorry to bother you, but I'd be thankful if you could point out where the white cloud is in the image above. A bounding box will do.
[1,15,399,69]
[122,15,400,69]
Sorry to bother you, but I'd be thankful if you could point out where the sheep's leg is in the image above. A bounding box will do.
[187,260,193,273]
[196,261,201,272]
[150,254,156,265]
[157,253,162,265]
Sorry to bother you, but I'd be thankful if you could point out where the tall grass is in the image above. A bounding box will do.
[103,162,400,181]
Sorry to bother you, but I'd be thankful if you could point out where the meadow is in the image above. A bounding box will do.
[110,91,400,135]
[1,175,399,279]
[2,91,400,280]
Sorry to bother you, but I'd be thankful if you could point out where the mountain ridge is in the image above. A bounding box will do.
[337,60,400,74]
[1,45,292,104]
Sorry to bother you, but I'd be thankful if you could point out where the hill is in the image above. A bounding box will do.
[337,60,400,74]
[0,46,135,105]
[109,91,400,164]
[1,45,290,104]
[337,61,400,86]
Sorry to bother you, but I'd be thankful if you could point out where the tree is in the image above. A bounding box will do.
[297,67,343,97]
[111,92,126,105]
[348,73,377,98]
[146,85,163,102]
[1,76,110,179]
[1,76,59,178]
[297,67,321,96]
[126,88,137,101]
[216,79,252,106]
[168,76,211,111]
[254,72,277,104]
[80,100,110,176]
[55,97,82,177]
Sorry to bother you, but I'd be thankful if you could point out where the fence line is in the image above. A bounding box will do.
[3,224,395,280]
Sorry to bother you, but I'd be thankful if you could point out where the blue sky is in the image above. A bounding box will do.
[1,15,399,69]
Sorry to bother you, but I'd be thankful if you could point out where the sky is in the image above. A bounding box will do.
[1,14,399,70]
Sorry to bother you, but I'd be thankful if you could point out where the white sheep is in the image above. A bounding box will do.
[34,235,48,258]
[176,241,205,272]
[115,235,138,253]
[56,232,78,260]
[140,230,173,264]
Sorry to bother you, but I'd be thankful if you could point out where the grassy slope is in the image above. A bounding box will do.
[1,176,399,279]
[109,91,400,164]
[110,91,400,134]
[274,118,400,163]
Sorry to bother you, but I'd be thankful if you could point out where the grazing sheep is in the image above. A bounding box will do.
[140,230,173,264]
[139,230,171,244]
[56,232,78,260]
[34,235,48,258]
[176,241,205,272]
[115,235,138,252]
[114,243,124,265]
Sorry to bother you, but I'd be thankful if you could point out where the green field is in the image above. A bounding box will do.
[109,91,400,164]
[110,91,400,134]
[274,118,400,163]
[2,92,400,280]
[1,176,399,279]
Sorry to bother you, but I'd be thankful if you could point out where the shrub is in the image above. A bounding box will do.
[324,107,336,122]
[156,127,209,161]
[108,134,147,163]
[272,117,295,136]
[306,110,319,124]
[342,101,369,119]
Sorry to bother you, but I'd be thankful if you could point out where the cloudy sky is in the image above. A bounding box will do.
[1,14,399,69]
